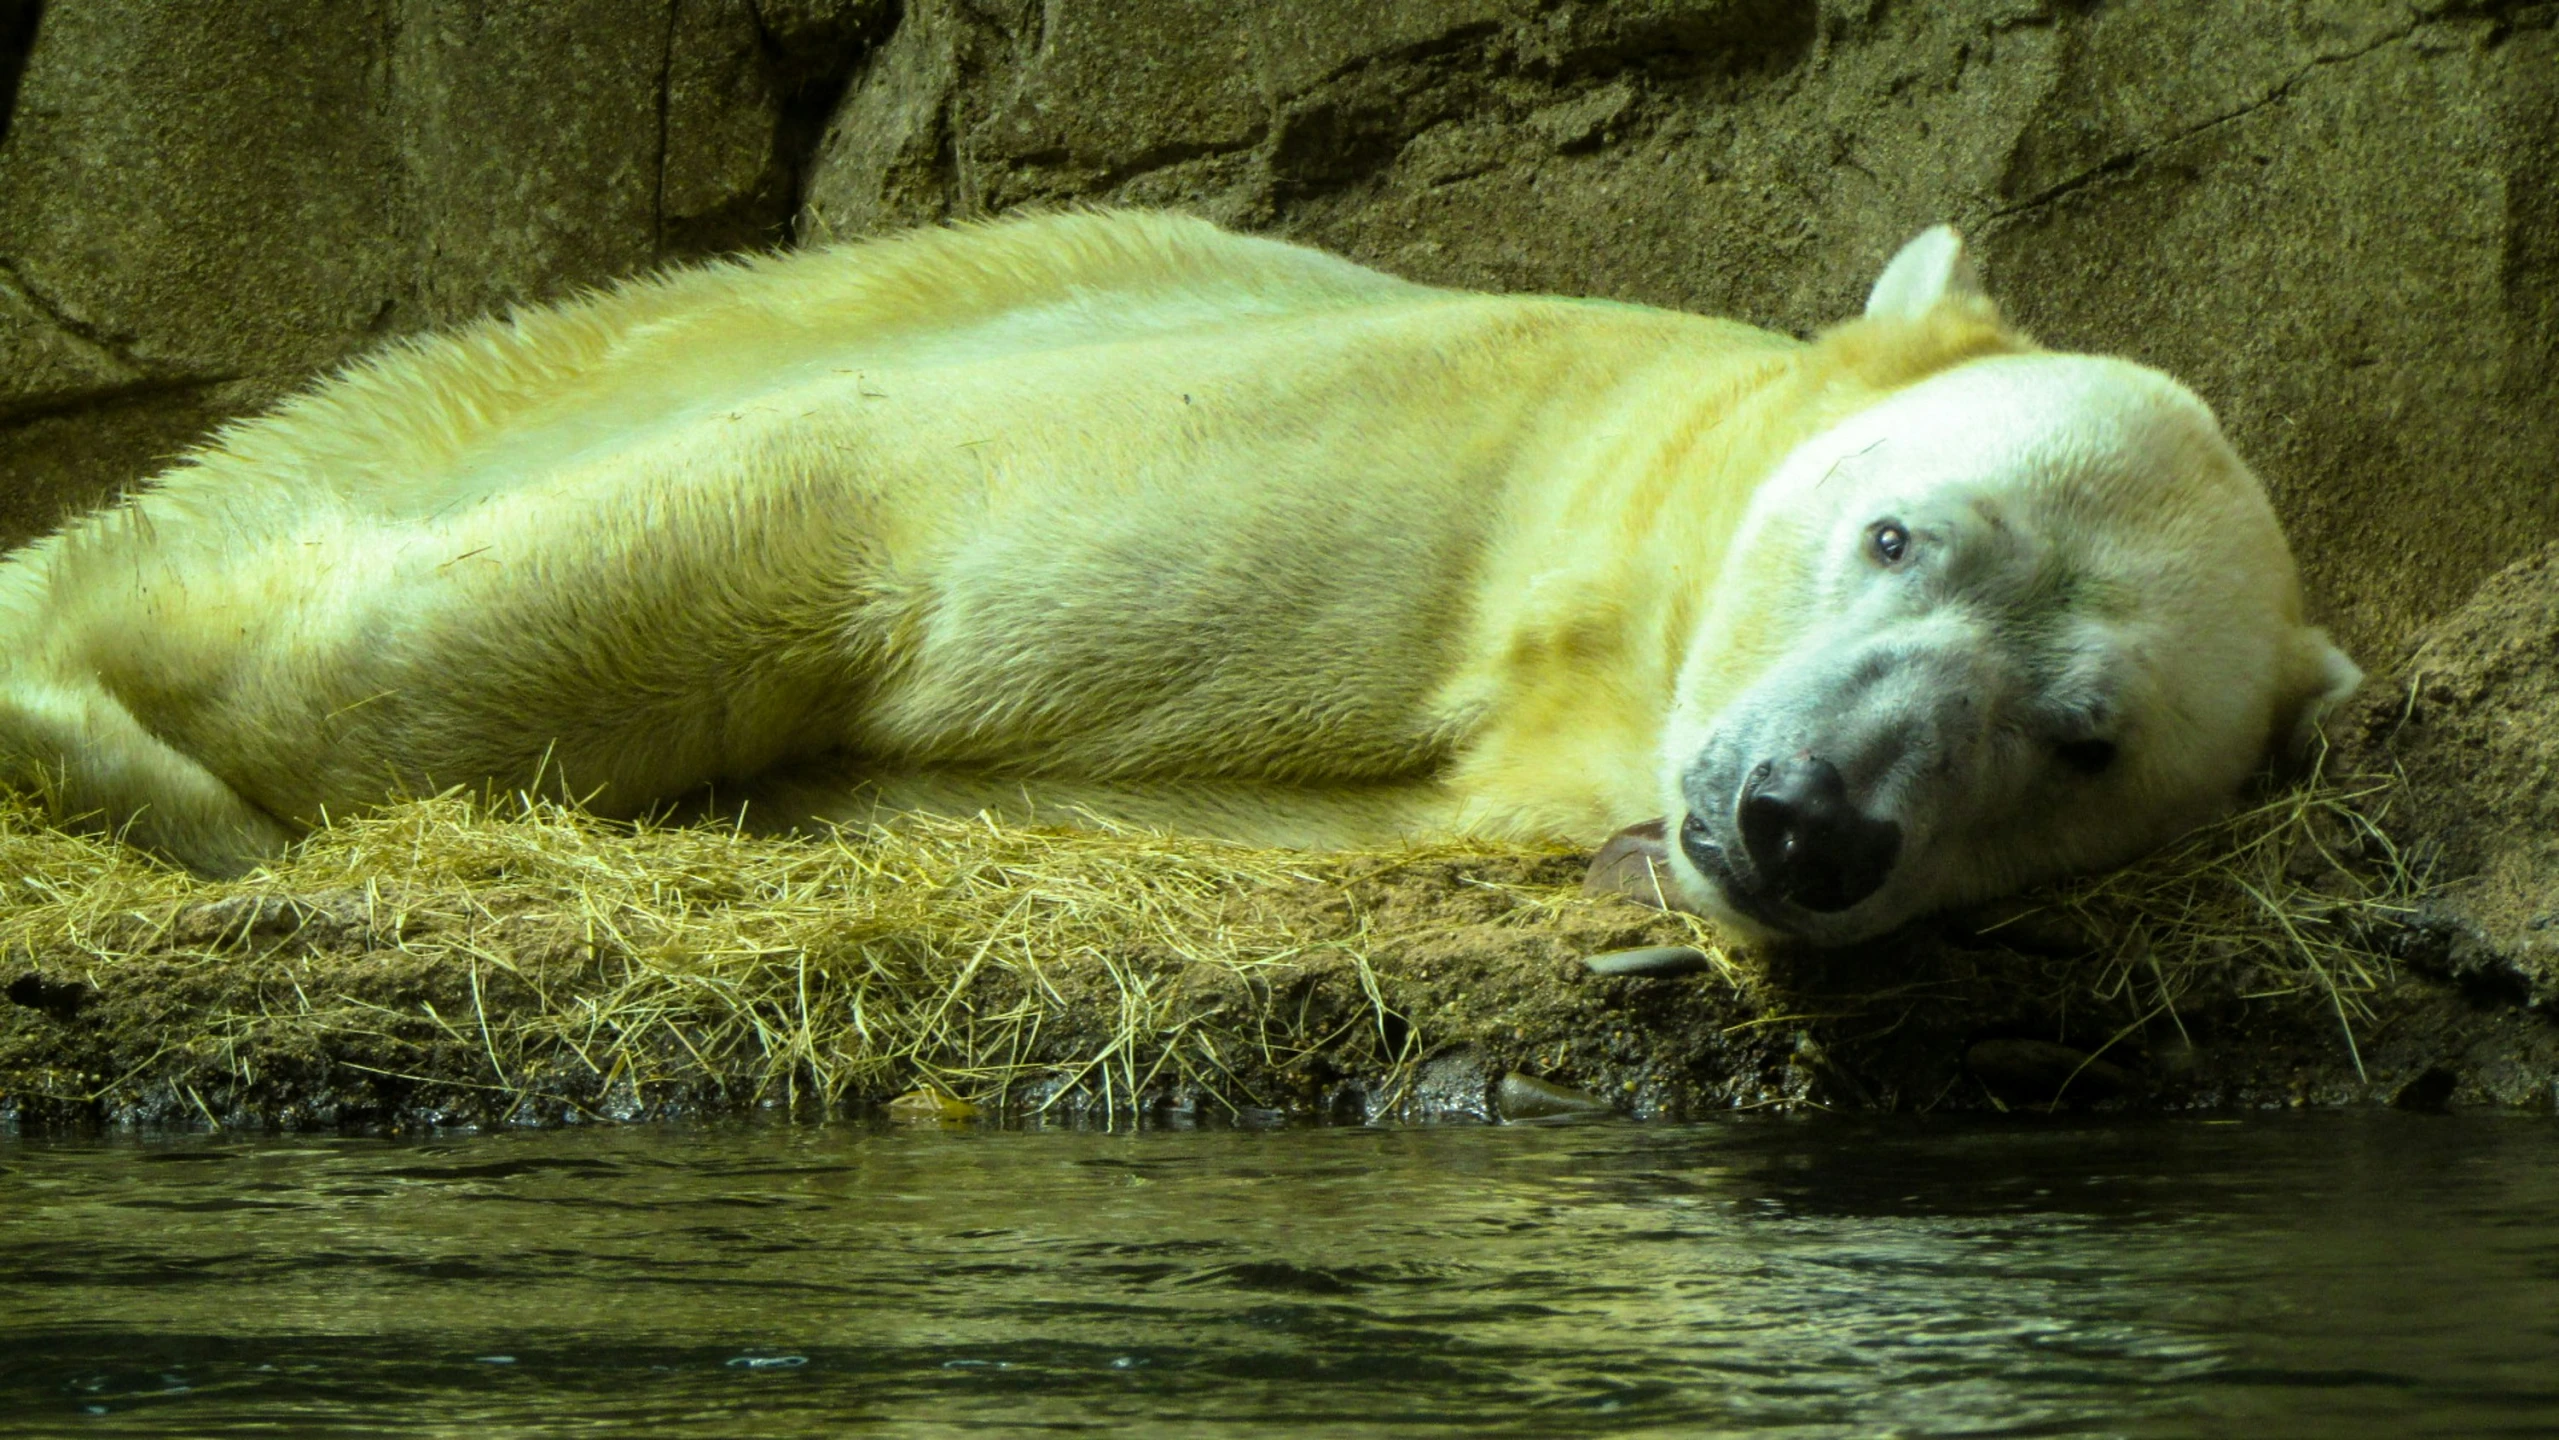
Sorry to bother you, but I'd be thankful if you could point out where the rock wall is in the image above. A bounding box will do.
[1,0,2553,663]
[2340,539,2559,1009]
[0,0,887,539]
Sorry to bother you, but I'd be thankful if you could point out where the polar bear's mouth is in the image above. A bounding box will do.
[1585,810,1894,942]
[1669,750,1905,932]
[1673,815,1791,929]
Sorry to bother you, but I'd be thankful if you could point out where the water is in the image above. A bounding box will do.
[3,1113,2554,1438]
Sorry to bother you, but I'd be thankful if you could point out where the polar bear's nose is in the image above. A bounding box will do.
[1737,755,1902,912]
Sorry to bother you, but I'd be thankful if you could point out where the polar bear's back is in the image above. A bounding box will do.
[6,211,1445,662]
[189,212,1433,519]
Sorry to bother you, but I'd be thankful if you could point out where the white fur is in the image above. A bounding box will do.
[1864,225,1983,319]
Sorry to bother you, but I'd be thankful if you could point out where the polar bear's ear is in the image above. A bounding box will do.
[1865,225,1985,320]
[2272,628,2364,776]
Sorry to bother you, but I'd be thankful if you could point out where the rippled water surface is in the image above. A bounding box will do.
[4,1112,2555,1437]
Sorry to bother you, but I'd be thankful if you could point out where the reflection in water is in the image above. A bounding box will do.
[3,1113,2555,1437]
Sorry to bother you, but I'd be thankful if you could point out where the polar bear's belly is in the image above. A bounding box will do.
[853,480,1486,784]
[836,325,1523,784]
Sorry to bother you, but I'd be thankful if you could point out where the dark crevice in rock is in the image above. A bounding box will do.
[1086,130,1271,198]
[2435,0,2559,31]
[6,970,93,1024]
[0,254,176,381]
[1255,7,1815,216]
[2390,1064,2459,1110]
[0,256,244,419]
[0,374,243,431]
[0,0,38,154]
[942,106,971,217]
[1513,0,1819,84]
[2385,908,2546,1011]
[653,0,682,256]
[751,0,898,223]
[1988,16,2434,223]
[2501,21,2559,378]
[1266,41,1509,207]
[1285,21,1512,102]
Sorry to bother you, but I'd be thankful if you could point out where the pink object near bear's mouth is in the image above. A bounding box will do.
[1580,818,1675,909]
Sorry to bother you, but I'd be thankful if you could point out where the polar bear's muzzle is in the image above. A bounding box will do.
[1657,623,2008,941]
[1677,753,1903,925]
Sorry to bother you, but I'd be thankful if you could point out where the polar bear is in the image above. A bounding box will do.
[0,211,2355,945]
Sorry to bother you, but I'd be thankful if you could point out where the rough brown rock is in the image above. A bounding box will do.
[0,0,880,538]
[2340,540,2559,1008]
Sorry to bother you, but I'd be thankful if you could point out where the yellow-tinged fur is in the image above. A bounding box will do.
[0,210,2332,933]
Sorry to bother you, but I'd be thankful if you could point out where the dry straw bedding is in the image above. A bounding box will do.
[0,772,2425,1125]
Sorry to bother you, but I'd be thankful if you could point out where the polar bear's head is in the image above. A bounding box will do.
[1648,227,2360,947]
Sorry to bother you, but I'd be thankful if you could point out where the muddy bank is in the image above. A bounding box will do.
[3,787,2549,1132]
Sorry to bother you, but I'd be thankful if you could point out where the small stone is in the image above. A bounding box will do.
[1582,945,1712,978]
[1581,819,1671,907]
[1496,1071,1613,1120]
[1408,1051,1495,1122]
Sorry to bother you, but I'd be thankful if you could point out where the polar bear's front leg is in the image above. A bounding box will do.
[0,677,295,876]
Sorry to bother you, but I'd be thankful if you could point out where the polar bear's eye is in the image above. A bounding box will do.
[1870,522,1911,566]
[2056,739,2118,776]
